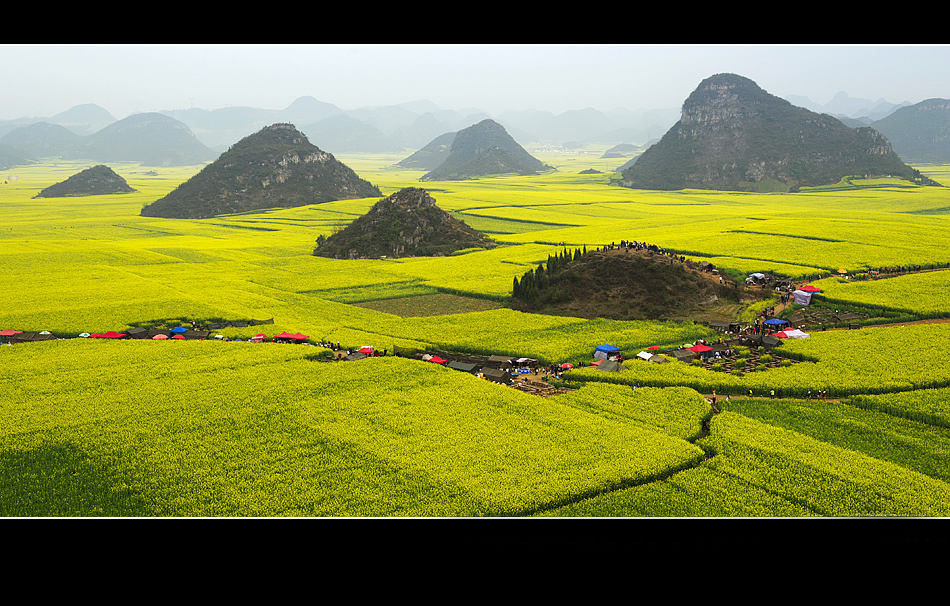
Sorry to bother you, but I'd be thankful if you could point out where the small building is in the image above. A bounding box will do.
[594,344,621,360]
[761,335,781,347]
[447,361,479,373]
[481,368,511,384]
[671,349,697,363]
[486,355,514,368]
[10,332,56,344]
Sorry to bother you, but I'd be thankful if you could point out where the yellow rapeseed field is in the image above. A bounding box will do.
[4,152,950,517]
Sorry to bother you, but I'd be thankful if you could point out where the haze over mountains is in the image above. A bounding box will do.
[1,82,949,169]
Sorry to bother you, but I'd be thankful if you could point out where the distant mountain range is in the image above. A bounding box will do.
[1,88,949,168]
[0,97,683,162]
[0,112,216,166]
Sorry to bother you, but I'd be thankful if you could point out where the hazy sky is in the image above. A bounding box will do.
[3,44,950,120]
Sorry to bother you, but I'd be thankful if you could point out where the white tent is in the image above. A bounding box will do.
[636,351,653,361]
[782,328,810,338]
[793,290,813,305]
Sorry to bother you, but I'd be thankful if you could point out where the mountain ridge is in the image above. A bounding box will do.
[619,73,936,192]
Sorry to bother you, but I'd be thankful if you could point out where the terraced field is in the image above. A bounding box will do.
[3,153,950,518]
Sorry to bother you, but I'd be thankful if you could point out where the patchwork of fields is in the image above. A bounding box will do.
[3,152,950,518]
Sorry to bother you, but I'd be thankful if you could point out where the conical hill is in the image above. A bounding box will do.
[140,123,381,219]
[312,187,496,259]
[34,164,136,198]
[420,119,551,181]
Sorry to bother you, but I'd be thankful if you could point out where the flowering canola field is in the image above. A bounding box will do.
[3,154,950,517]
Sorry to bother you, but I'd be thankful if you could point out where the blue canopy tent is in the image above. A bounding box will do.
[170,326,189,334]
[594,344,621,360]
[764,318,789,326]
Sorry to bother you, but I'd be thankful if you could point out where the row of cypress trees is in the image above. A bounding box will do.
[512,246,587,303]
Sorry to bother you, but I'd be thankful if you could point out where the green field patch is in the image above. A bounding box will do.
[206,223,281,232]
[300,280,440,304]
[848,387,950,429]
[719,397,950,484]
[813,270,950,316]
[351,292,506,317]
[451,211,582,234]
[147,248,227,263]
[725,230,846,243]
[903,206,950,215]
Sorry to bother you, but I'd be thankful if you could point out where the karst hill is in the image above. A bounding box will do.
[620,73,937,192]
[33,165,136,198]
[511,245,740,322]
[140,123,381,219]
[419,119,552,181]
[312,187,497,259]
[871,98,950,163]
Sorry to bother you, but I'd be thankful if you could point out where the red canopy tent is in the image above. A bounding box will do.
[0,329,22,336]
[274,332,308,341]
[648,345,662,350]
[774,331,789,338]
[92,331,127,339]
[172,334,186,340]
[800,285,821,292]
[357,347,374,355]
[428,356,447,364]
[152,334,169,340]
[688,344,714,353]
[559,363,574,369]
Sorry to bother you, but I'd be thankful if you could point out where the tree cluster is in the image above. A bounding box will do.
[512,246,586,304]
